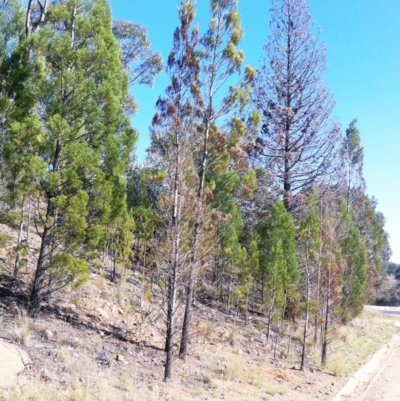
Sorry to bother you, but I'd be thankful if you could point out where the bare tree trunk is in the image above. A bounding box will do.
[227,274,232,313]
[321,269,331,367]
[281,293,287,330]
[179,268,194,359]
[266,281,276,344]
[26,196,31,246]
[287,321,293,356]
[244,290,249,326]
[266,297,275,344]
[13,200,25,280]
[179,116,211,360]
[300,265,311,371]
[25,0,48,37]
[164,132,182,381]
[29,210,54,317]
[314,198,323,345]
[25,0,33,37]
[111,242,117,283]
[273,324,279,358]
[261,270,265,302]
[164,253,177,381]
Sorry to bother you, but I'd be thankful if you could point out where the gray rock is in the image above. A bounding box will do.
[95,307,109,319]
[43,329,53,340]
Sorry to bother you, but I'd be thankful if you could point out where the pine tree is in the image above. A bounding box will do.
[179,0,256,360]
[0,0,37,280]
[340,201,367,322]
[341,119,365,210]
[150,0,201,381]
[258,200,298,345]
[211,171,249,315]
[5,0,136,316]
[253,0,339,210]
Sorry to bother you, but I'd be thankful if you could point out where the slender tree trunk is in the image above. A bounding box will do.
[266,291,275,345]
[179,105,212,360]
[300,265,310,371]
[244,290,249,326]
[29,207,54,317]
[266,277,277,344]
[179,270,195,359]
[164,135,181,381]
[164,255,177,381]
[273,324,279,358]
[26,196,31,247]
[261,270,265,302]
[25,0,33,37]
[321,269,331,367]
[13,200,25,280]
[179,193,203,359]
[287,321,293,356]
[281,293,287,330]
[226,270,233,313]
[314,198,323,345]
[111,242,117,283]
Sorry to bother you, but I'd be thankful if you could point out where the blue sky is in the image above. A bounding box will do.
[110,0,400,263]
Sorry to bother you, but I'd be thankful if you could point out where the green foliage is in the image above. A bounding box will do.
[211,171,250,303]
[0,233,12,248]
[340,202,368,320]
[258,200,299,310]
[299,190,321,262]
[344,119,364,173]
[49,254,90,290]
[0,0,141,311]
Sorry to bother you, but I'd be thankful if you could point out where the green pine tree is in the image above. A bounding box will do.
[258,200,298,344]
[4,0,136,316]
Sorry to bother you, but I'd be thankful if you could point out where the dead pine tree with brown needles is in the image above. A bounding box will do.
[150,0,201,381]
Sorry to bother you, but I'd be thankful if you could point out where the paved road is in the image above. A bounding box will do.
[358,340,400,401]
[333,306,400,400]
[365,305,400,317]
[362,306,400,399]
[382,310,400,316]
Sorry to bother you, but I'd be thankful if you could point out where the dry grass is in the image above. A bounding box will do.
[314,308,400,376]
[201,322,215,340]
[224,354,244,380]
[4,379,61,401]
[246,368,266,387]
[10,310,31,347]
[229,325,239,345]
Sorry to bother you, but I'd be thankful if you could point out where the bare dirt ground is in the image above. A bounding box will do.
[0,281,350,401]
[1,293,398,401]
